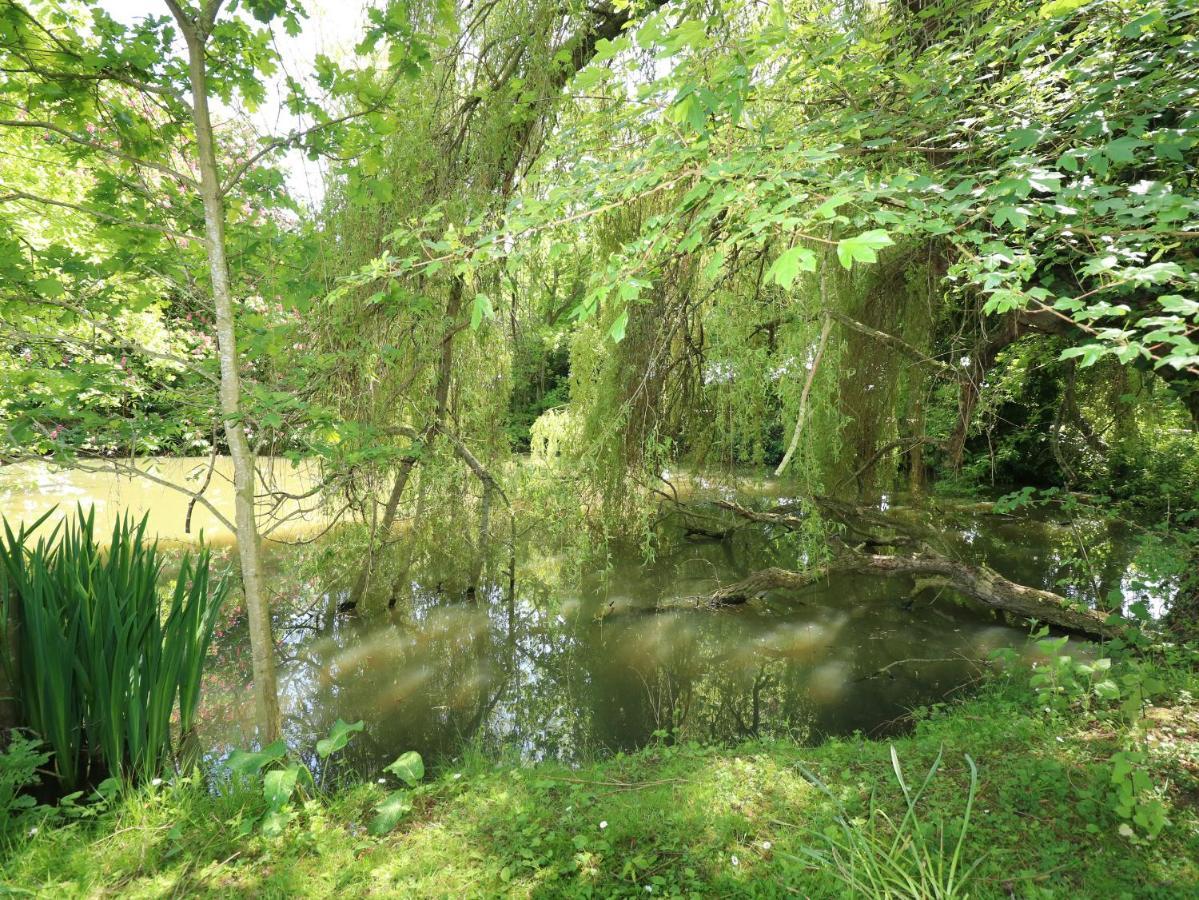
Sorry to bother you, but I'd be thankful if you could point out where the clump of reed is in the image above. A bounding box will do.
[0,507,227,788]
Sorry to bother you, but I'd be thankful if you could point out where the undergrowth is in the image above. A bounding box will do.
[2,662,1197,898]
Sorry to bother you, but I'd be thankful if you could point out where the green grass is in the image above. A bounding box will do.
[3,673,1198,898]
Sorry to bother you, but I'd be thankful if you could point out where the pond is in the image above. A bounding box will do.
[0,459,1151,776]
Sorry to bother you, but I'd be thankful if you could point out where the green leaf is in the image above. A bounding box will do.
[1038,0,1090,16]
[835,230,892,270]
[1007,127,1044,151]
[470,292,494,330]
[1094,680,1121,700]
[33,277,65,298]
[659,20,710,56]
[369,790,413,835]
[1158,295,1199,316]
[572,66,606,92]
[263,764,300,812]
[670,90,707,133]
[1060,344,1108,367]
[383,750,425,787]
[992,206,1030,229]
[315,718,364,758]
[228,740,288,776]
[609,309,629,344]
[260,808,292,837]
[765,246,817,289]
[1103,137,1145,164]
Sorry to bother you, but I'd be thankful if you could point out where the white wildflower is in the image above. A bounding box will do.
[761,841,772,851]
[731,854,740,867]
[599,820,608,830]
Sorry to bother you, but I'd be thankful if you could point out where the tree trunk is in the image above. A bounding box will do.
[691,553,1118,639]
[775,314,832,477]
[908,394,926,494]
[468,483,493,598]
[177,14,281,743]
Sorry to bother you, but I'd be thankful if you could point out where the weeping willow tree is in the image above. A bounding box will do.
[490,0,1197,520]
[320,0,1197,629]
[300,0,679,602]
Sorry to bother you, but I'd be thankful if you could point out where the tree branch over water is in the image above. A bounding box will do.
[683,500,1119,640]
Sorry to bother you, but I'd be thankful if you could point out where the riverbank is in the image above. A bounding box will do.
[3,665,1197,898]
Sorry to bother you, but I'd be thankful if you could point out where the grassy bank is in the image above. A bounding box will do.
[3,669,1198,898]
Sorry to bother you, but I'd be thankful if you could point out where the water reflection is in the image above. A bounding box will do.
[1,463,1169,775]
[195,493,1143,775]
[0,457,326,544]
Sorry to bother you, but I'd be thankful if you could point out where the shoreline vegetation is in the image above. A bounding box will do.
[2,669,1197,898]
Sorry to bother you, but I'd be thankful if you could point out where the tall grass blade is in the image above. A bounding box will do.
[0,507,227,787]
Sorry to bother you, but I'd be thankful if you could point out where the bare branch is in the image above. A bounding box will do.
[70,458,237,535]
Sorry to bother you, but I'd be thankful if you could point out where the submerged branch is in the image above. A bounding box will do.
[690,496,1118,639]
[683,552,1116,639]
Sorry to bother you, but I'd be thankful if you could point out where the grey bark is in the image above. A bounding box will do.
[170,0,281,742]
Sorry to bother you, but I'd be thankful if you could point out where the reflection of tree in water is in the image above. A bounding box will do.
[928,503,1144,611]
[197,497,1150,774]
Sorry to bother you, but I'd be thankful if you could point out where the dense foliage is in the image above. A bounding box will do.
[1,0,1197,893]
[2,0,1195,520]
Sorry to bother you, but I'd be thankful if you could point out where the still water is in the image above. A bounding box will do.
[0,456,324,544]
[0,459,1139,774]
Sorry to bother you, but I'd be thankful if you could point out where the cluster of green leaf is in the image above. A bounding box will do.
[0,0,379,463]
[226,717,424,838]
[322,0,1197,516]
[0,730,51,844]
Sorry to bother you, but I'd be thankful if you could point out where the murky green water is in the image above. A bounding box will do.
[1,461,1154,774]
[192,482,1153,774]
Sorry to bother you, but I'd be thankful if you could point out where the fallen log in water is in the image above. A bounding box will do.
[688,551,1117,640]
[663,494,1121,639]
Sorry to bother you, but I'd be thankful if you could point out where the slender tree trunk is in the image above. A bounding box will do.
[176,11,281,743]
[468,483,493,597]
[908,394,926,494]
[775,314,833,477]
